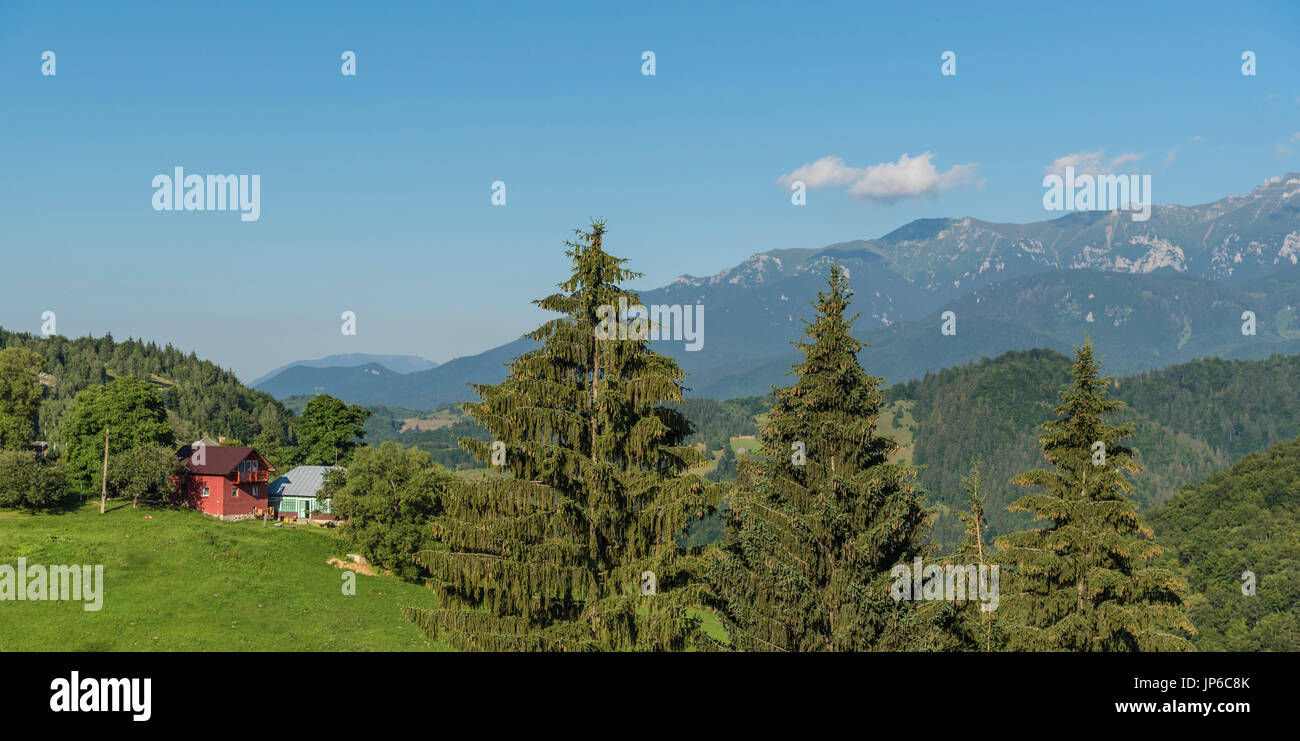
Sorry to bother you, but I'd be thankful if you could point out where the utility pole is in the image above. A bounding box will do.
[99,426,109,514]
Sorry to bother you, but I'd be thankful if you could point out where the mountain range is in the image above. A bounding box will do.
[253,174,1300,409]
[250,353,439,390]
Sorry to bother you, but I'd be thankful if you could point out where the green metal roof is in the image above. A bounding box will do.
[268,465,339,500]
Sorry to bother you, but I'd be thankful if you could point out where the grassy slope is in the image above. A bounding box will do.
[0,503,447,652]
[696,606,727,646]
[722,401,912,461]
[877,400,916,463]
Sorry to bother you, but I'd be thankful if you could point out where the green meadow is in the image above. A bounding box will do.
[0,503,727,651]
[0,503,447,652]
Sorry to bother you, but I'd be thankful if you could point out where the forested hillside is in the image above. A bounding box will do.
[280,396,488,471]
[0,328,295,448]
[667,396,767,449]
[886,350,1300,548]
[285,393,769,476]
[362,404,488,471]
[11,321,1299,585]
[1148,435,1300,651]
[1118,355,1300,463]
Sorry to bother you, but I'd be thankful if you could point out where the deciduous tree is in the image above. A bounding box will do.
[60,377,174,484]
[292,394,370,466]
[0,347,43,450]
[100,443,186,509]
[0,450,67,510]
[330,441,450,580]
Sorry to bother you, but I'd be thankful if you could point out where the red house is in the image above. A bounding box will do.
[179,443,275,520]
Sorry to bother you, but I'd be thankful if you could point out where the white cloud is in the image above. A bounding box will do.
[1191,135,1206,143]
[1277,142,1292,158]
[778,152,979,202]
[778,156,862,189]
[1290,132,1300,143]
[1044,150,1148,177]
[1164,148,1180,165]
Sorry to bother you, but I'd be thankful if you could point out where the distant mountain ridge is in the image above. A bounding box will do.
[253,174,1300,409]
[689,262,1300,399]
[665,173,1300,296]
[250,353,439,390]
[253,340,531,409]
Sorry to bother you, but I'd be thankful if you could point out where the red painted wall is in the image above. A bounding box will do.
[185,469,268,517]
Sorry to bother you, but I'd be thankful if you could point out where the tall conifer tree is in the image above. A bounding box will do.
[404,221,717,651]
[707,265,930,651]
[995,339,1194,651]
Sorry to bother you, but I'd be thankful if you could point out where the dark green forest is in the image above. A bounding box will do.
[668,396,767,449]
[0,328,295,450]
[886,350,1300,548]
[1149,435,1300,651]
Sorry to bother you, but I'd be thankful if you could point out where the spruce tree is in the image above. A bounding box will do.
[995,339,1194,651]
[707,265,931,651]
[403,221,717,651]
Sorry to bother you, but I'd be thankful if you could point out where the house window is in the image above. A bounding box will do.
[252,486,259,497]
[232,486,238,498]
[236,460,258,472]
[202,487,210,498]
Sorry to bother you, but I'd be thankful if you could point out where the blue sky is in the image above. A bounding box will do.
[2,0,1297,381]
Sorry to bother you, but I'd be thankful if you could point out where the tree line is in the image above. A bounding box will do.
[326,222,1196,651]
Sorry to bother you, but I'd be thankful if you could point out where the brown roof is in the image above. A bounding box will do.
[179,446,273,476]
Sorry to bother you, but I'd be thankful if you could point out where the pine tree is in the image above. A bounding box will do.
[707,264,931,651]
[403,221,718,651]
[995,339,1195,651]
